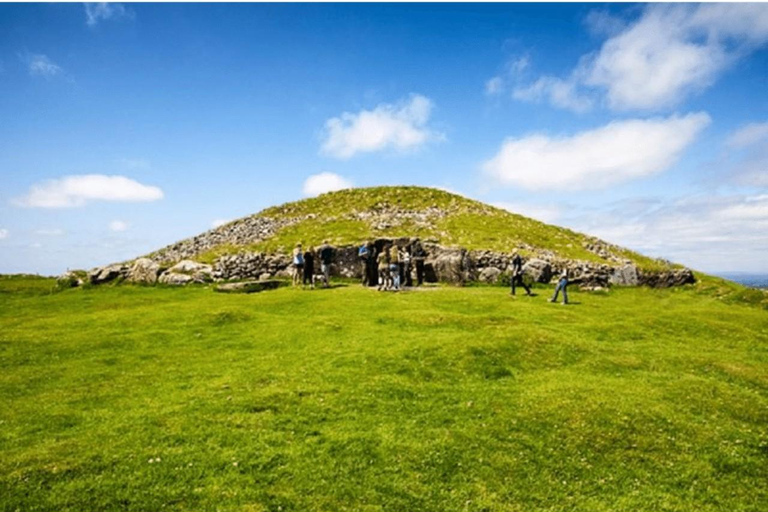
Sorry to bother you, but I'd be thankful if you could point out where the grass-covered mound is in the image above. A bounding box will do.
[155,186,668,270]
[1,275,766,511]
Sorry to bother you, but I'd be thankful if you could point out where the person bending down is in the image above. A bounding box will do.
[550,269,569,305]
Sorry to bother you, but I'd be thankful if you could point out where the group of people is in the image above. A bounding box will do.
[291,241,334,289]
[292,240,569,304]
[358,239,428,291]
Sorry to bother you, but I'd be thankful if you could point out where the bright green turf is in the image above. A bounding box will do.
[1,275,767,512]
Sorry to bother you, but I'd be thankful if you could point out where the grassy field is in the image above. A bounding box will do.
[1,275,767,511]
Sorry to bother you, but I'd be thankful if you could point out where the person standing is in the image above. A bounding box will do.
[412,238,427,286]
[550,268,569,305]
[401,245,412,287]
[510,251,533,296]
[358,241,372,286]
[389,244,401,291]
[303,246,315,289]
[377,244,390,291]
[318,240,334,288]
[291,243,304,287]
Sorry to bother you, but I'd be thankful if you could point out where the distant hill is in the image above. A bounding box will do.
[146,186,672,272]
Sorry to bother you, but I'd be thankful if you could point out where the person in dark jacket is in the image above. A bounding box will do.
[303,246,315,289]
[358,241,372,286]
[318,240,334,288]
[412,238,427,286]
[510,251,533,296]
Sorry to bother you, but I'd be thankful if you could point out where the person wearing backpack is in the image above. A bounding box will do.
[292,243,304,287]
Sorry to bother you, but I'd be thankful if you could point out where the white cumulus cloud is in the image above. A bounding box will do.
[320,94,443,159]
[85,3,134,27]
[483,112,710,191]
[0,229,8,240]
[109,220,129,232]
[513,4,768,112]
[27,54,62,78]
[302,172,353,197]
[14,174,164,208]
[726,121,768,149]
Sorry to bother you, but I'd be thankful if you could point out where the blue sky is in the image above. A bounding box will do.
[1,2,767,275]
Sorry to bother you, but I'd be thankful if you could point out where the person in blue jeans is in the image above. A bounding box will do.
[549,269,569,304]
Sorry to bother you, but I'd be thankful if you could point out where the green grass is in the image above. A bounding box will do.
[1,275,767,511]
[191,186,671,271]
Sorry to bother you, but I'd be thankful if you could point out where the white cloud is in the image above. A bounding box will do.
[513,4,768,111]
[565,194,768,272]
[492,202,561,223]
[302,172,353,197]
[109,220,129,232]
[27,54,62,78]
[726,122,768,149]
[34,229,65,236]
[485,77,504,95]
[320,94,443,159]
[211,219,231,228]
[85,3,134,27]
[512,75,593,113]
[0,229,8,240]
[483,112,710,191]
[13,174,164,208]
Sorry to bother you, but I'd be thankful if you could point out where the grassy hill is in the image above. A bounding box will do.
[149,186,669,271]
[1,275,766,511]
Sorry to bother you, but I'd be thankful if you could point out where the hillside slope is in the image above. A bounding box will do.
[147,186,669,272]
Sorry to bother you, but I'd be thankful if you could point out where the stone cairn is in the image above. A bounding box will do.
[70,237,695,290]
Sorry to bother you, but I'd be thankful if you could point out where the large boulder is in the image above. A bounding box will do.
[89,263,129,285]
[57,270,86,288]
[478,267,502,284]
[158,272,195,286]
[431,250,470,284]
[128,258,160,284]
[168,260,213,282]
[522,259,552,283]
[610,264,639,286]
[639,268,695,288]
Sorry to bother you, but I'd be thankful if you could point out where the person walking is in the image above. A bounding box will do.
[389,244,401,291]
[412,238,427,286]
[377,244,390,291]
[303,246,315,289]
[318,240,334,288]
[510,251,533,296]
[550,268,569,305]
[291,243,304,287]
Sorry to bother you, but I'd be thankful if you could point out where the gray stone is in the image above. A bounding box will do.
[128,258,160,284]
[89,263,128,284]
[214,280,283,294]
[610,264,639,286]
[522,259,552,283]
[168,260,213,282]
[478,267,502,284]
[158,272,194,285]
